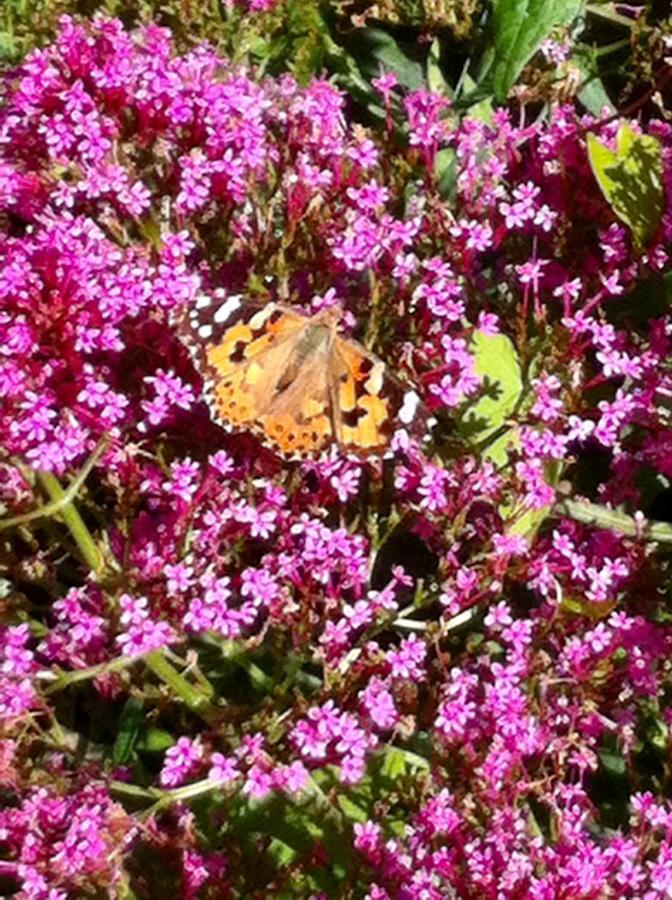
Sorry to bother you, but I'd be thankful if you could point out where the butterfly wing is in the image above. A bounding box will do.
[180,296,306,426]
[180,295,337,456]
[179,294,423,458]
[256,352,335,457]
[329,335,422,454]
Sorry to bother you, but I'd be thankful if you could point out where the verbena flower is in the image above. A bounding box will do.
[1,13,672,897]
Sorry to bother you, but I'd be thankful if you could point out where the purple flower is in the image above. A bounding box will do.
[160,737,204,787]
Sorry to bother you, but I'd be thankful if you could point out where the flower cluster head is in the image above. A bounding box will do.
[1,13,672,898]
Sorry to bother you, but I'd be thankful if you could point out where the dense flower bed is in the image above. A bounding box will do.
[2,15,672,898]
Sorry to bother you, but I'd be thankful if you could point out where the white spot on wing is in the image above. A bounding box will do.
[198,323,213,339]
[214,294,243,324]
[195,294,212,309]
[398,390,420,424]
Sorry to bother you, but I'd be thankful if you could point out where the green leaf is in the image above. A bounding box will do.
[284,0,330,85]
[577,77,615,117]
[267,836,299,867]
[427,38,451,97]
[598,747,626,776]
[488,0,584,101]
[379,746,429,778]
[326,39,385,120]
[343,27,425,91]
[0,32,17,62]
[379,747,408,780]
[572,47,616,116]
[112,698,144,765]
[560,593,615,620]
[434,147,457,200]
[587,123,664,251]
[337,794,369,824]
[136,727,175,754]
[507,500,551,540]
[467,96,495,125]
[461,330,524,465]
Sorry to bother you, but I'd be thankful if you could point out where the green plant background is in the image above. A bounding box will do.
[2,1,671,116]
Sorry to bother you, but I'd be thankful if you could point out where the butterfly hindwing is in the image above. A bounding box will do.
[257,352,335,457]
[330,339,394,453]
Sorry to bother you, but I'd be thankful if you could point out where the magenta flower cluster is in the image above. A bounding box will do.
[2,14,672,897]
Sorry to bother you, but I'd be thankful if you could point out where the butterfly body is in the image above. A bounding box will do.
[180,295,420,459]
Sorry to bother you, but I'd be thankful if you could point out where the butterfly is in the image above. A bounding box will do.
[178,293,422,459]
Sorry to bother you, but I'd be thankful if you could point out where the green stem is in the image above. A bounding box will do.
[594,38,631,57]
[364,269,382,351]
[45,649,221,725]
[379,744,430,772]
[224,644,275,691]
[44,650,221,724]
[110,780,165,803]
[556,499,672,544]
[37,470,105,573]
[111,776,221,806]
[0,438,108,532]
[1,439,109,574]
[42,654,143,694]
[145,651,221,725]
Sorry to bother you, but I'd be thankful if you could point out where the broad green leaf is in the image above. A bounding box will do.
[247,36,271,62]
[578,77,615,117]
[0,32,17,62]
[587,124,664,251]
[488,0,584,101]
[285,0,330,85]
[112,698,144,765]
[326,38,385,120]
[455,72,494,123]
[598,747,626,777]
[268,837,299,867]
[560,593,615,620]
[461,330,523,465]
[572,47,616,116]
[507,499,551,541]
[343,27,425,91]
[468,96,495,125]
[379,747,409,780]
[427,38,452,97]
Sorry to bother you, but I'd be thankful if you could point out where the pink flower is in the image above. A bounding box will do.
[160,737,204,787]
[208,752,239,785]
[372,72,398,105]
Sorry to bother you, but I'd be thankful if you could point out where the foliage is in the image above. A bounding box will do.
[333,0,483,40]
[1,7,672,900]
[588,123,664,251]
[2,0,671,116]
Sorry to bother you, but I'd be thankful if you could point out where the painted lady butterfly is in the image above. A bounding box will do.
[179,293,421,458]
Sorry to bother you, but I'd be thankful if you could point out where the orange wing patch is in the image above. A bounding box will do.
[206,307,305,378]
[179,294,422,459]
[331,341,393,452]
